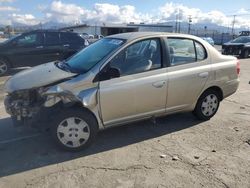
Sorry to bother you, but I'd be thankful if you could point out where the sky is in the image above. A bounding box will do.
[0,0,249,28]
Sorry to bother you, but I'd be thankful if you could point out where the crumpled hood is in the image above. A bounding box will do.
[4,62,77,93]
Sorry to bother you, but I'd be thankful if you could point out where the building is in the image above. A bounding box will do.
[59,23,173,36]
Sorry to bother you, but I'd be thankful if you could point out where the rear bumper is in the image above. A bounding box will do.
[222,78,240,99]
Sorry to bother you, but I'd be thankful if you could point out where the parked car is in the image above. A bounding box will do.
[94,34,104,39]
[4,32,240,151]
[79,33,89,39]
[88,34,94,39]
[201,37,215,46]
[222,36,250,58]
[0,30,89,76]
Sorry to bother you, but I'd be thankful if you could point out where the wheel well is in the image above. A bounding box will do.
[65,102,99,125]
[202,86,223,101]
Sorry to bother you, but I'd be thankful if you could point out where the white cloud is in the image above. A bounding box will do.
[0,0,14,3]
[158,3,250,29]
[1,1,250,29]
[44,1,85,24]
[88,3,142,23]
[41,1,155,25]
[41,1,250,29]
[0,13,38,26]
[237,8,249,14]
[10,14,39,25]
[0,6,18,11]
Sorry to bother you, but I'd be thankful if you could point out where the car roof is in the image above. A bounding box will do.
[106,32,201,42]
[24,30,78,35]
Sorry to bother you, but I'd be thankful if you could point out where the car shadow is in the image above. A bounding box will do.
[0,112,202,178]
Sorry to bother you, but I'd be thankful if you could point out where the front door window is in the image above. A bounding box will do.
[109,38,162,76]
[16,33,43,47]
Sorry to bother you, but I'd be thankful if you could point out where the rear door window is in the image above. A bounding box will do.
[166,38,207,66]
[45,32,60,46]
[60,33,84,44]
[195,42,207,60]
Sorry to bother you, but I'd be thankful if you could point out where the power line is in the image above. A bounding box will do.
[231,15,236,35]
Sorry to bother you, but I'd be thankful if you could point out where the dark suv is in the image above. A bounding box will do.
[0,30,89,76]
[222,36,250,58]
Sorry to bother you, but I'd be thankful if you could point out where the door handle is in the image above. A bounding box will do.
[36,46,44,49]
[152,81,166,88]
[63,44,70,47]
[198,72,209,78]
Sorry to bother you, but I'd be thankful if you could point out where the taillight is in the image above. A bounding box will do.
[236,59,240,75]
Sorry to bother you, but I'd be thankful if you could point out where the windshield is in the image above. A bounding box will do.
[65,38,125,73]
[1,34,20,44]
[231,36,250,43]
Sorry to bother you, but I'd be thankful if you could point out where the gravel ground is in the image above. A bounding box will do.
[0,57,249,188]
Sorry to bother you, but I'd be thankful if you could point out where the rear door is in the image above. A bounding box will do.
[8,32,45,67]
[60,32,86,59]
[99,38,168,126]
[165,37,211,111]
[43,32,63,63]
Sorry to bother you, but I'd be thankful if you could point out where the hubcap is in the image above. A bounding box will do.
[57,117,90,148]
[0,61,7,75]
[201,94,218,117]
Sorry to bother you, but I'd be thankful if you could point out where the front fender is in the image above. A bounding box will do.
[43,86,104,129]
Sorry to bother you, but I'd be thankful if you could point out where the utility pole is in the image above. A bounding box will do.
[39,22,42,30]
[95,22,97,35]
[231,15,236,37]
[188,15,192,34]
[178,10,181,33]
[175,14,178,33]
[204,26,207,37]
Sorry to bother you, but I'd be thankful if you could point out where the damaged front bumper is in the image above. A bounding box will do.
[4,95,40,120]
[4,89,57,127]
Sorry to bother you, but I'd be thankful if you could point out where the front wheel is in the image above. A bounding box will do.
[193,90,220,121]
[0,58,10,76]
[51,108,99,151]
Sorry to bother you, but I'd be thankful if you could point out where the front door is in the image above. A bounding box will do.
[9,32,45,67]
[99,38,168,126]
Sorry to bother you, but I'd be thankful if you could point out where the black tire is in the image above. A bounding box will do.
[0,58,10,76]
[241,50,249,59]
[50,108,99,151]
[193,90,220,121]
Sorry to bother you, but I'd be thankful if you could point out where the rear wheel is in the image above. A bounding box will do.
[51,108,99,151]
[0,58,10,76]
[193,90,220,121]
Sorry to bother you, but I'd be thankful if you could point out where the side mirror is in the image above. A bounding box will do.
[107,67,120,79]
[96,67,120,82]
